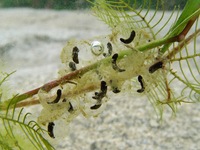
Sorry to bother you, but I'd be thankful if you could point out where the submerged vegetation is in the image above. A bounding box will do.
[0,0,199,149]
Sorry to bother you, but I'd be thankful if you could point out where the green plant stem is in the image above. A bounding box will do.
[3,63,99,108]
[139,16,199,53]
[2,29,197,109]
[1,9,199,109]
[166,29,200,60]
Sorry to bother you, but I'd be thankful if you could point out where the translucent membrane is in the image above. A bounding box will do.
[37,22,168,135]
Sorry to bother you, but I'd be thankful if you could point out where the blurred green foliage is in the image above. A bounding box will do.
[0,0,92,9]
[0,0,187,10]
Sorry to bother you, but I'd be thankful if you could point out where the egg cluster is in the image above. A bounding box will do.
[37,23,167,138]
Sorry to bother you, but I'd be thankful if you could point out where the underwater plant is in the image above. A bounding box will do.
[0,0,199,149]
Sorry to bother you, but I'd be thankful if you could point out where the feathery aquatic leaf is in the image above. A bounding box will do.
[86,0,200,118]
[0,72,55,149]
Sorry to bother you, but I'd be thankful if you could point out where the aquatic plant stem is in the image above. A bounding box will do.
[6,63,99,107]
[6,31,198,109]
[2,14,199,109]
[166,29,200,59]
[138,16,199,52]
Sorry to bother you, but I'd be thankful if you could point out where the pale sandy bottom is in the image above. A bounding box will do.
[0,8,200,150]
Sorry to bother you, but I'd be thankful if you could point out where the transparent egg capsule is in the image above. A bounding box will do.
[91,41,104,56]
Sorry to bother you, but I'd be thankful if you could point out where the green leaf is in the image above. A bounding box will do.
[167,0,200,37]
[161,0,200,53]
